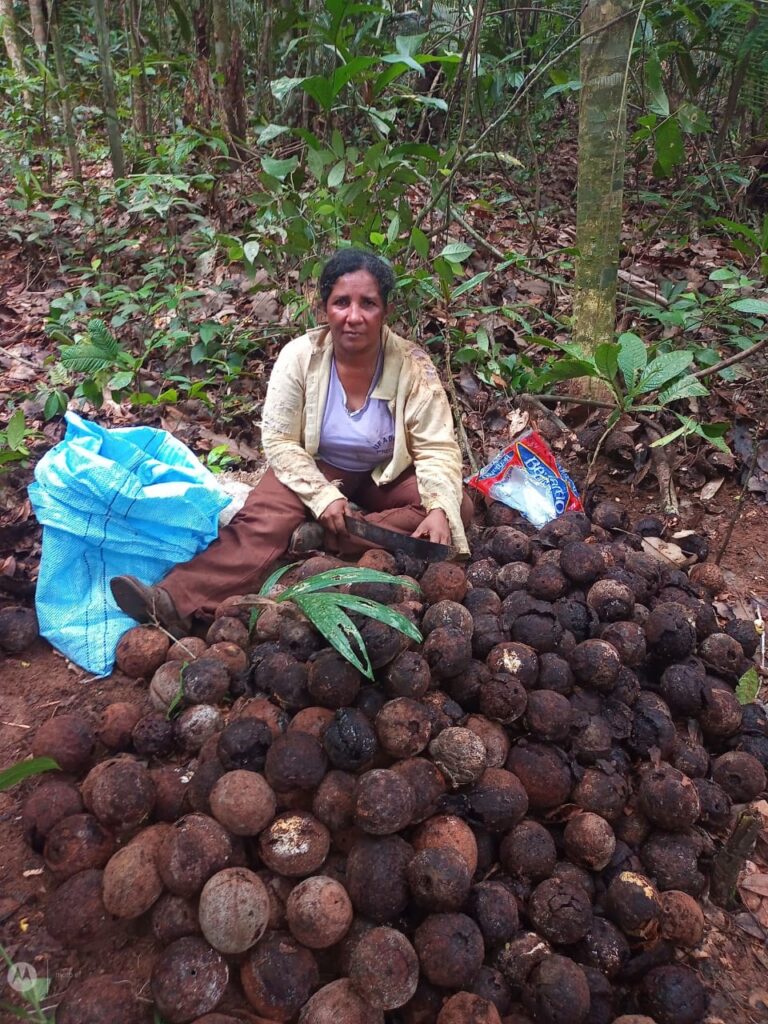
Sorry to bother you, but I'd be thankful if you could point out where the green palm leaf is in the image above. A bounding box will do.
[0,757,59,791]
[330,592,423,644]
[279,566,417,600]
[294,592,373,678]
[259,562,298,596]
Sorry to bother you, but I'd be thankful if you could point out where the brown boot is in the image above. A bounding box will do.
[110,575,192,637]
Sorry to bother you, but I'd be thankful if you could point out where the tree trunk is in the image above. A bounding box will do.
[50,2,81,179]
[572,0,634,354]
[715,13,759,157]
[92,0,126,177]
[0,0,32,108]
[182,1,216,132]
[27,0,47,60]
[155,0,170,50]
[125,0,150,144]
[211,0,246,157]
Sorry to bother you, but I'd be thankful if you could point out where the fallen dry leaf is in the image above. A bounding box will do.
[700,477,725,501]
[733,911,766,940]
[641,536,692,567]
[740,872,768,898]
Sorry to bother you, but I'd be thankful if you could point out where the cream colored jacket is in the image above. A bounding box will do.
[261,324,469,554]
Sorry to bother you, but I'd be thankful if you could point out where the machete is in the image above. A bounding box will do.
[343,515,452,562]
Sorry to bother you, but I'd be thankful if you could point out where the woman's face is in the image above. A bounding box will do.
[325,269,387,361]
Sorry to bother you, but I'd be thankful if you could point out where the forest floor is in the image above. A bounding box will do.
[1,140,768,1020]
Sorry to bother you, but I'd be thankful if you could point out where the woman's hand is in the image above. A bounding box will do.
[412,509,451,546]
[319,497,349,534]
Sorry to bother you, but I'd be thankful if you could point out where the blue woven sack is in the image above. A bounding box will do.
[28,412,231,676]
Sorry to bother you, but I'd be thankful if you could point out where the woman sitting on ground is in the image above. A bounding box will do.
[111,248,473,634]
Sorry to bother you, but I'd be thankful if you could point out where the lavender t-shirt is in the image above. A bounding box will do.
[317,352,395,472]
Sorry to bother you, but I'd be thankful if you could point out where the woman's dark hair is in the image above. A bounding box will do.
[319,249,396,305]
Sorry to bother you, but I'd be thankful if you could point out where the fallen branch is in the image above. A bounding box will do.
[536,392,617,411]
[518,394,570,434]
[691,337,768,381]
[710,808,762,908]
[0,348,40,372]
[617,269,669,307]
[638,416,679,515]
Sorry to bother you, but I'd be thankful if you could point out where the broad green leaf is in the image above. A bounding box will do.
[694,420,732,453]
[0,756,59,791]
[395,34,426,57]
[243,240,260,263]
[256,123,290,144]
[60,344,117,373]
[294,592,373,678]
[649,423,689,448]
[330,593,423,644]
[386,215,401,245]
[653,117,685,176]
[709,267,740,282]
[270,77,304,102]
[451,272,490,299]
[729,298,768,316]
[538,357,600,384]
[261,155,299,181]
[280,567,416,600]
[381,53,423,75]
[593,343,619,382]
[656,375,709,405]
[651,415,731,453]
[89,319,120,356]
[645,53,669,116]
[676,102,711,135]
[411,95,448,112]
[393,143,442,161]
[736,666,761,705]
[617,332,647,391]
[437,242,473,264]
[108,370,134,391]
[543,79,580,98]
[5,409,25,451]
[636,350,693,393]
[44,389,67,420]
[330,56,377,93]
[327,160,346,188]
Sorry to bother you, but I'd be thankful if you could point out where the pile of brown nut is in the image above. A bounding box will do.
[23,501,765,1024]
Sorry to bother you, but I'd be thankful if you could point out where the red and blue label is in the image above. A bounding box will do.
[468,430,583,517]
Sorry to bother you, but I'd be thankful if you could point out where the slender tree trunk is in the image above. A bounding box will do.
[50,2,81,178]
[27,0,47,60]
[573,0,634,354]
[0,0,32,108]
[125,0,150,143]
[211,0,246,156]
[183,1,216,132]
[92,0,126,177]
[155,0,170,50]
[715,13,759,157]
[256,3,273,116]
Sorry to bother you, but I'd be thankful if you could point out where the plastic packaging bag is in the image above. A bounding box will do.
[467,429,583,528]
[28,412,231,676]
